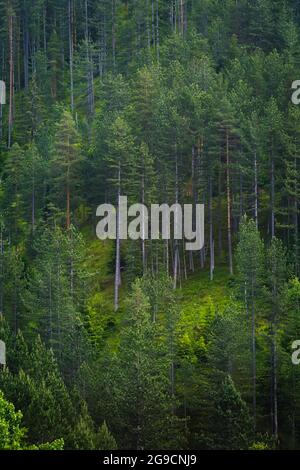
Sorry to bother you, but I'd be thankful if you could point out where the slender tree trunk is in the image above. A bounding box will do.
[254,150,258,229]
[251,281,256,431]
[13,269,18,333]
[23,3,29,89]
[271,139,275,238]
[8,11,14,148]
[218,154,223,258]
[85,0,94,119]
[151,0,155,46]
[114,163,121,311]
[146,0,151,53]
[190,145,197,272]
[173,144,179,289]
[112,0,116,70]
[226,129,233,275]
[170,0,174,30]
[0,45,4,140]
[271,318,278,441]
[166,239,169,275]
[156,0,160,61]
[49,268,53,346]
[295,197,298,276]
[180,0,184,35]
[141,168,146,273]
[66,175,70,230]
[209,175,214,281]
[0,224,3,314]
[271,276,278,441]
[43,5,47,54]
[66,139,71,230]
[32,161,35,232]
[182,241,187,280]
[68,0,74,112]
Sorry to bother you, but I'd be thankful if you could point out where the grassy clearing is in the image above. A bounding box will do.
[82,234,233,354]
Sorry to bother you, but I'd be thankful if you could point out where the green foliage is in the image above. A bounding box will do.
[210,375,254,450]
[96,421,118,451]
[98,279,185,449]
[0,390,64,450]
[0,390,25,450]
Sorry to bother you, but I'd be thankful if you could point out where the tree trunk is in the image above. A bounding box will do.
[114,163,121,311]
[112,0,116,70]
[294,147,299,273]
[271,139,275,238]
[209,175,214,281]
[251,281,256,431]
[173,144,179,289]
[66,176,70,230]
[218,154,223,258]
[156,0,160,61]
[8,11,14,148]
[141,167,146,273]
[151,0,155,46]
[180,0,184,36]
[254,150,258,229]
[85,0,94,119]
[68,0,74,112]
[226,128,233,275]
[23,4,29,90]
[271,320,278,441]
[32,159,35,232]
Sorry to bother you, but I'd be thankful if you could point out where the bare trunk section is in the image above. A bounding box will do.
[8,11,14,148]
[23,3,29,90]
[173,144,179,289]
[226,129,233,275]
[271,320,278,442]
[271,139,275,238]
[254,150,258,229]
[295,153,299,276]
[85,0,94,119]
[151,0,155,47]
[218,153,223,258]
[31,159,35,232]
[112,0,116,70]
[156,0,160,62]
[251,281,256,431]
[209,176,214,281]
[141,165,146,274]
[66,138,71,230]
[114,163,121,311]
[68,0,74,112]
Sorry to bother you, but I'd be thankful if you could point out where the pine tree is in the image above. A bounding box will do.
[236,217,264,429]
[102,279,183,449]
[51,109,82,230]
[265,237,287,442]
[211,375,254,450]
[0,390,25,450]
[96,421,118,450]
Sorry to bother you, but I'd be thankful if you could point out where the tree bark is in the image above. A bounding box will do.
[114,163,121,311]
[226,128,233,275]
[254,150,258,229]
[68,0,74,112]
[8,10,14,148]
[271,139,275,238]
[251,281,256,431]
[209,175,214,281]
